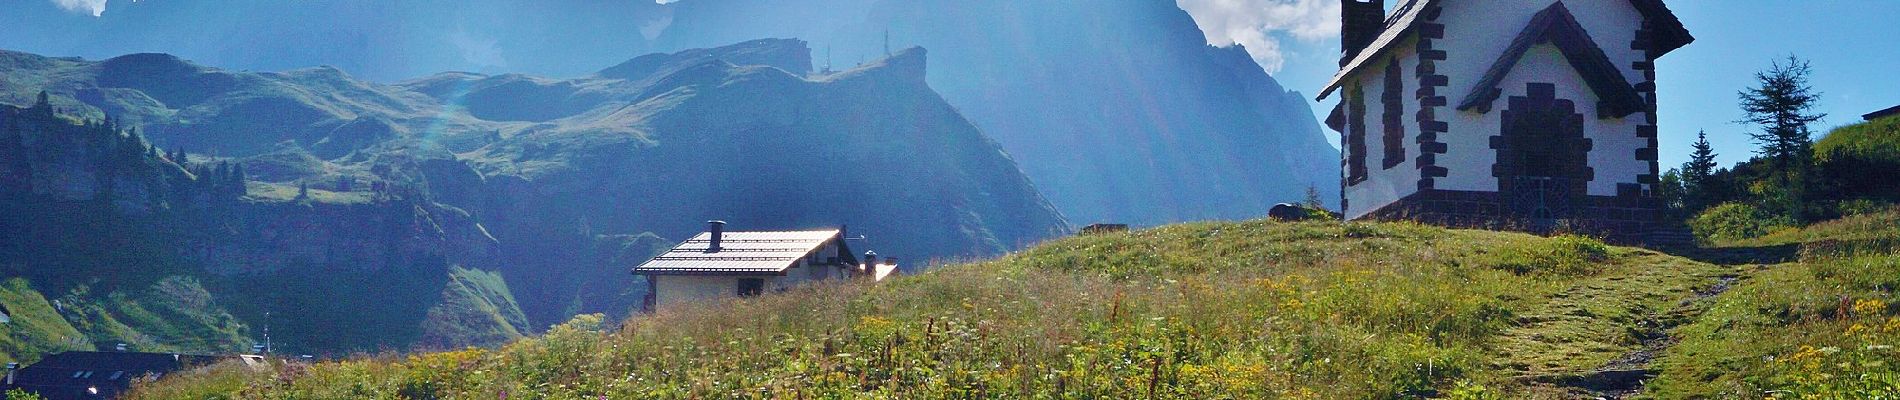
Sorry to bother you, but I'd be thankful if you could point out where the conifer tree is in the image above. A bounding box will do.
[1738,56,1826,168]
[228,164,247,197]
[1736,56,1826,220]
[1684,131,1717,184]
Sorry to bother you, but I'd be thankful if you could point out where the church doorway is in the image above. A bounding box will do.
[1496,83,1590,226]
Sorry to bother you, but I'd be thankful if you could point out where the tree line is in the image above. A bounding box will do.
[1658,56,1895,241]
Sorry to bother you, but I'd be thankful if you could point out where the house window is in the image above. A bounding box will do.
[1347,84,1369,184]
[737,278,765,297]
[1381,60,1406,169]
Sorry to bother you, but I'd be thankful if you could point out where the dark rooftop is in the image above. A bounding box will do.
[1865,105,1900,121]
[2,351,231,400]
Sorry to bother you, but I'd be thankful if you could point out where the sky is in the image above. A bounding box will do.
[1178,0,1900,171]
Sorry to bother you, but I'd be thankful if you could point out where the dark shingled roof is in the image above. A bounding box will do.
[2,351,230,400]
[632,229,850,276]
[1865,105,1900,121]
[1455,2,1648,118]
[1319,0,1693,101]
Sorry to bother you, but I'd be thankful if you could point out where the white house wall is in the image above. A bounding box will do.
[1433,0,1652,197]
[1342,40,1424,220]
[1344,0,1659,219]
[1439,44,1648,197]
[653,275,741,309]
[652,241,852,310]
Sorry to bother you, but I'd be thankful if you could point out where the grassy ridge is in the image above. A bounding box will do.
[129,220,1741,399]
[1650,211,1900,398]
[417,267,531,349]
[0,277,253,364]
[0,278,91,364]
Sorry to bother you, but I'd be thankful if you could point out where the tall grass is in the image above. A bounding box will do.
[129,220,1643,399]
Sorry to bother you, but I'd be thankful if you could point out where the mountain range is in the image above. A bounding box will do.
[0,0,1339,225]
[0,0,1341,356]
[0,39,1066,356]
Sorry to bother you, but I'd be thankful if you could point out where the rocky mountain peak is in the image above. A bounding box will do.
[597,38,813,81]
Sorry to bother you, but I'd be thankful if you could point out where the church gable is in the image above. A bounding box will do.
[1318,0,1691,102]
[1455,2,1647,119]
[1320,0,1695,241]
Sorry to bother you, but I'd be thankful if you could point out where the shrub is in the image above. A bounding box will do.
[1690,202,1795,243]
[1836,199,1896,218]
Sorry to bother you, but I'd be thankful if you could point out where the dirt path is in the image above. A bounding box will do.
[1488,251,1746,399]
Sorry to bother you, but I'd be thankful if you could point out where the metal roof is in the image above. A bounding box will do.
[632,229,841,275]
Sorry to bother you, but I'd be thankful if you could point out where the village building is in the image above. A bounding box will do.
[1318,0,1693,239]
[632,221,898,312]
[2,351,260,400]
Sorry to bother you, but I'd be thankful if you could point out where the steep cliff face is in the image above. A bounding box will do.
[0,100,519,356]
[651,0,1341,225]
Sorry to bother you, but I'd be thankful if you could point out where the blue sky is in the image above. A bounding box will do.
[1187,0,1900,171]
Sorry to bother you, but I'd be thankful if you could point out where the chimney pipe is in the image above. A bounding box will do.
[7,362,17,385]
[862,251,878,273]
[1340,0,1387,67]
[706,220,726,253]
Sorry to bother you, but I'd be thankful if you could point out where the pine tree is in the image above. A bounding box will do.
[1738,56,1826,168]
[1684,131,1718,183]
[1679,131,1721,213]
[1302,185,1324,209]
[1737,56,1826,221]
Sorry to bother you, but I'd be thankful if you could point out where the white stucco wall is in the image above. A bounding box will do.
[1435,0,1651,197]
[1342,40,1424,220]
[1342,0,1656,219]
[654,275,745,309]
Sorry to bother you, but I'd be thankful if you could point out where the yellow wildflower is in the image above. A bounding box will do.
[1853,299,1887,317]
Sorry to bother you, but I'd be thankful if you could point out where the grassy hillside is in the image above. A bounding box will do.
[1817,115,1900,202]
[0,276,253,365]
[0,278,91,364]
[128,220,1769,399]
[417,267,531,349]
[1649,210,1900,398]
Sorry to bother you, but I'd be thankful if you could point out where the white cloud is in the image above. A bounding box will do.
[50,0,108,16]
[449,30,509,70]
[1176,0,1340,73]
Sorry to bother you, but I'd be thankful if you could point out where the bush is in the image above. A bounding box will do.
[1690,202,1795,244]
[1836,199,1896,218]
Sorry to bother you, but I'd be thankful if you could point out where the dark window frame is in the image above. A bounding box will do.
[737,278,765,297]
